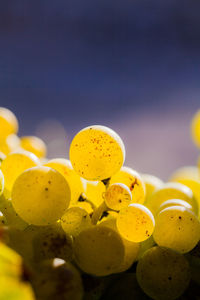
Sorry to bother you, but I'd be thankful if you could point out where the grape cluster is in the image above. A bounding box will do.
[0,106,200,299]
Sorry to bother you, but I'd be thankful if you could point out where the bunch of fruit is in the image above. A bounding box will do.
[0,107,200,300]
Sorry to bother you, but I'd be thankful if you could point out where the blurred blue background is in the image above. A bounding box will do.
[0,1,200,178]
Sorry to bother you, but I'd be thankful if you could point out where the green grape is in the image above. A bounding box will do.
[1,150,40,197]
[169,166,200,217]
[74,225,125,276]
[116,203,155,243]
[142,173,163,201]
[0,107,18,138]
[191,109,200,148]
[44,158,84,205]
[82,178,106,207]
[20,136,47,159]
[12,166,71,226]
[69,125,125,180]
[0,277,35,300]
[61,206,92,237]
[31,258,83,300]
[145,182,198,216]
[103,273,149,300]
[153,206,200,253]
[0,169,4,196]
[110,166,146,204]
[104,183,132,211]
[136,246,191,300]
[0,195,28,230]
[137,235,156,260]
[100,218,140,273]
[158,199,194,214]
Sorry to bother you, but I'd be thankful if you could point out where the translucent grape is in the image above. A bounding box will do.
[31,259,83,300]
[0,107,18,138]
[82,179,105,207]
[70,125,125,180]
[74,225,125,276]
[44,158,84,205]
[191,109,200,148]
[0,134,20,155]
[142,173,163,201]
[0,170,4,196]
[100,218,140,272]
[20,136,47,158]
[12,166,71,225]
[136,246,191,300]
[61,206,92,237]
[169,166,200,217]
[104,183,132,211]
[158,199,194,214]
[116,203,155,242]
[153,206,200,253]
[1,150,40,197]
[110,167,146,204]
[145,182,198,216]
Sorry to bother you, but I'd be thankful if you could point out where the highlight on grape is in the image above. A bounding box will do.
[0,106,200,299]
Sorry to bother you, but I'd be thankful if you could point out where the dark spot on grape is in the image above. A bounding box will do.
[45,187,48,191]
[179,216,182,219]
[48,181,51,184]
[168,276,172,280]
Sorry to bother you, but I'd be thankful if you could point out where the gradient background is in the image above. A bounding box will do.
[0,1,199,179]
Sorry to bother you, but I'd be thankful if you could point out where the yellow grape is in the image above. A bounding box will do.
[20,136,47,158]
[0,151,6,165]
[0,134,20,155]
[0,107,18,138]
[0,195,28,230]
[1,150,40,197]
[191,109,200,148]
[74,225,125,276]
[145,182,198,216]
[136,246,191,300]
[110,166,146,204]
[70,125,125,180]
[82,179,105,207]
[158,199,194,214]
[12,166,71,225]
[61,207,92,237]
[0,170,4,196]
[169,166,200,217]
[104,183,132,211]
[44,158,84,205]
[100,218,140,272]
[0,277,36,300]
[142,173,163,201]
[153,206,200,253]
[116,203,155,242]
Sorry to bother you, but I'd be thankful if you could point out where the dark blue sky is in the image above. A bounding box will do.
[0,1,200,135]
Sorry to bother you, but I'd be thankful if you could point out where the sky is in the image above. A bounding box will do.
[0,1,199,178]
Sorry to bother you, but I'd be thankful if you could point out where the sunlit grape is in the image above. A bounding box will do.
[70,125,125,180]
[20,136,47,158]
[116,203,155,242]
[0,107,18,138]
[12,166,71,225]
[110,167,146,204]
[104,183,132,211]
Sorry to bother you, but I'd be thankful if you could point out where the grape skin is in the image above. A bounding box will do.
[74,225,125,276]
[12,166,71,226]
[153,206,200,253]
[20,136,47,158]
[136,246,191,300]
[104,183,132,211]
[116,203,155,243]
[70,125,125,181]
